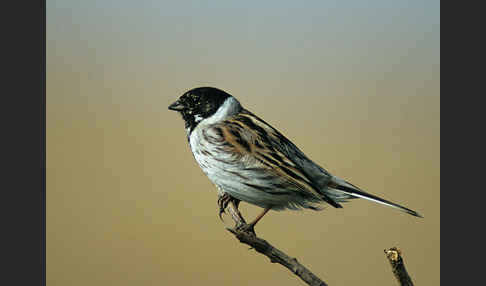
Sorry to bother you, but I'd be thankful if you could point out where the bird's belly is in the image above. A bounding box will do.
[194,154,308,210]
[189,128,316,210]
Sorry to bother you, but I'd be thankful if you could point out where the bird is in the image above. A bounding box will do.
[168,87,422,232]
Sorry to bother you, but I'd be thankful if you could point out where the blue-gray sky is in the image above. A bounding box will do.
[48,0,439,98]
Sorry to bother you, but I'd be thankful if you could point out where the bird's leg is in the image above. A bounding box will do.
[218,193,244,222]
[230,199,246,224]
[237,207,271,234]
[250,207,271,227]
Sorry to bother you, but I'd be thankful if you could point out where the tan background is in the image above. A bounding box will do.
[47,1,440,285]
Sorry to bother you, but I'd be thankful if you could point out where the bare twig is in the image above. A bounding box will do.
[225,204,328,286]
[384,247,414,286]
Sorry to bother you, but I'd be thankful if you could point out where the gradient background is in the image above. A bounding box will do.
[47,1,440,285]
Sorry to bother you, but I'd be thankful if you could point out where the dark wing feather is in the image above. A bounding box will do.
[220,110,342,208]
[222,109,422,217]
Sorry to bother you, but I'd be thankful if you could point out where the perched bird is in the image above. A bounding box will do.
[169,87,422,231]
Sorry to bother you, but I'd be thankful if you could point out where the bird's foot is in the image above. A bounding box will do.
[218,193,238,221]
[235,223,256,235]
[218,194,230,221]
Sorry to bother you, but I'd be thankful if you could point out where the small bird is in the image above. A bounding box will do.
[169,87,422,231]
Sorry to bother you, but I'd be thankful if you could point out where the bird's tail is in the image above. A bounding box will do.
[328,178,423,218]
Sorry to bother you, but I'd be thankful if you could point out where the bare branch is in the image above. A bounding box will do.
[384,247,414,286]
[225,204,328,286]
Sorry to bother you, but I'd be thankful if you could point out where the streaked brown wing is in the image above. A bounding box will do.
[214,112,342,208]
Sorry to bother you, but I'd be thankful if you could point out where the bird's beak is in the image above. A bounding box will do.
[168,100,186,111]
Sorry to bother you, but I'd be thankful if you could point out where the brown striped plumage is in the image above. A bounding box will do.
[217,112,342,208]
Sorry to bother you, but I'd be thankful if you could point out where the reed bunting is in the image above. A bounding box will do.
[169,87,422,231]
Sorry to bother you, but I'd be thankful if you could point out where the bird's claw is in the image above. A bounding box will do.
[218,207,226,221]
[217,193,231,221]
